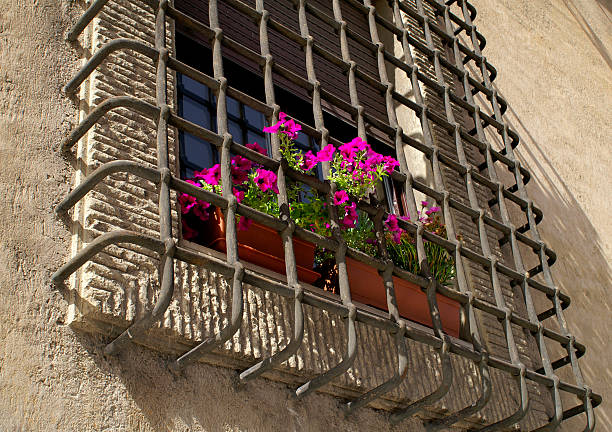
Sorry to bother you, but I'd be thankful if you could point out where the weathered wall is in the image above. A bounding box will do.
[0,0,609,431]
[469,0,612,430]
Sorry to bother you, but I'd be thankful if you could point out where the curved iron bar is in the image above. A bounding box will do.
[55,160,161,214]
[61,96,160,152]
[66,0,112,42]
[51,230,164,286]
[389,338,453,424]
[345,320,409,413]
[64,38,159,95]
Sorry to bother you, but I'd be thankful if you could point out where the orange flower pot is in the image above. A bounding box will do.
[201,208,320,284]
[346,257,461,338]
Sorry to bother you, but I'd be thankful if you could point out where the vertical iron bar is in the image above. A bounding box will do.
[105,0,176,356]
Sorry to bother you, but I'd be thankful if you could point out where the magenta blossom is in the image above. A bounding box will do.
[198,164,221,186]
[233,189,245,203]
[425,206,441,215]
[178,193,197,214]
[385,214,400,233]
[192,201,210,220]
[316,144,336,162]
[340,202,358,228]
[333,190,349,206]
[246,142,268,156]
[281,118,301,139]
[383,156,399,174]
[254,169,279,193]
[421,200,429,207]
[300,150,318,171]
[262,112,288,134]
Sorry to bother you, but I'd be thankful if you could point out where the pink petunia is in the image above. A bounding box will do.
[178,193,197,214]
[384,214,400,233]
[300,150,318,171]
[421,200,429,207]
[233,189,245,203]
[316,144,336,162]
[262,112,288,134]
[281,119,301,139]
[340,201,358,228]
[201,164,221,186]
[246,142,268,156]
[192,200,210,221]
[333,190,349,206]
[254,169,279,193]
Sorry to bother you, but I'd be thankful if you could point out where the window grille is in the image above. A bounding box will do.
[53,0,602,429]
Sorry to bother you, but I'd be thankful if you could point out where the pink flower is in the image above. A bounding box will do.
[262,112,288,134]
[385,214,400,232]
[200,164,221,186]
[421,200,429,207]
[254,169,279,193]
[333,190,349,206]
[339,137,370,160]
[300,150,318,171]
[281,119,301,139]
[178,193,197,214]
[192,201,210,221]
[246,142,267,156]
[340,202,358,228]
[383,156,399,173]
[237,216,253,231]
[233,189,245,203]
[391,231,402,244]
[316,144,335,162]
[425,206,440,215]
[181,219,198,240]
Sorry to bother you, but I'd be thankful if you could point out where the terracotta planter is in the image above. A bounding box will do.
[346,257,461,338]
[200,208,320,284]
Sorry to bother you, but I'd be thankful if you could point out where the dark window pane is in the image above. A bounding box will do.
[182,96,210,129]
[181,75,208,100]
[227,97,240,117]
[229,120,243,144]
[245,105,265,130]
[246,130,265,147]
[182,133,216,170]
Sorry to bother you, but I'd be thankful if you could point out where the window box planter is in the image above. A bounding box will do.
[346,257,461,338]
[199,208,320,284]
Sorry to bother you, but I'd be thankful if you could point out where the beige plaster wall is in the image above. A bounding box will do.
[469,0,612,429]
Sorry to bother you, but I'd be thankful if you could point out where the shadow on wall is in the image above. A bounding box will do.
[563,0,612,70]
[486,88,612,429]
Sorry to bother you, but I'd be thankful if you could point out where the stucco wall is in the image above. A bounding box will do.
[468,0,612,429]
[0,0,609,431]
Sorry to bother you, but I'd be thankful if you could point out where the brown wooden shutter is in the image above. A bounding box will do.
[174,0,388,130]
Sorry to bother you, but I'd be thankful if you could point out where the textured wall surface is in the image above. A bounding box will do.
[468,0,612,430]
[0,0,609,431]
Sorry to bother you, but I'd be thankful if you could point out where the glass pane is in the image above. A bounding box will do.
[245,105,265,130]
[182,96,210,130]
[182,133,216,171]
[181,74,208,100]
[227,97,240,117]
[229,120,243,144]
[246,130,265,148]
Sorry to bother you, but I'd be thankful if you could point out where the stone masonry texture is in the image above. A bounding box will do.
[0,0,610,431]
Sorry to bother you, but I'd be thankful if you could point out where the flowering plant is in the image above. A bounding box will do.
[179,111,454,285]
[342,202,455,286]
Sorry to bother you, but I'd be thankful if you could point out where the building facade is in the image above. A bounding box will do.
[0,0,609,431]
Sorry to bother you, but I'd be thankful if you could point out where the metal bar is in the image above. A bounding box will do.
[105,0,176,356]
[238,0,306,383]
[66,0,112,42]
[171,0,245,368]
